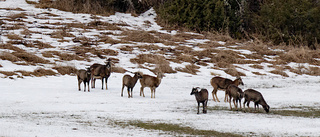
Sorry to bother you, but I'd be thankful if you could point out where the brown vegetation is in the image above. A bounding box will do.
[52,66,77,75]
[175,64,199,75]
[121,30,161,43]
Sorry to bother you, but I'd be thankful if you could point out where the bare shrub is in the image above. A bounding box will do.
[53,66,77,75]
[175,64,200,75]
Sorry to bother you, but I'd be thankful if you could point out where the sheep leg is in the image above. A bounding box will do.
[130,88,133,98]
[224,91,228,102]
[127,87,130,98]
[149,87,153,98]
[106,77,109,90]
[229,97,233,110]
[197,102,200,114]
[140,87,145,97]
[78,79,82,91]
[84,81,86,92]
[121,85,124,97]
[153,88,156,98]
[203,100,207,114]
[101,78,104,90]
[233,99,237,110]
[212,88,220,102]
[239,99,242,110]
[91,78,96,88]
[87,81,90,92]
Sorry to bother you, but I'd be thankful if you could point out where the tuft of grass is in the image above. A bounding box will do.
[269,70,289,77]
[8,13,28,20]
[249,64,264,69]
[6,33,23,40]
[0,52,21,62]
[52,66,77,75]
[130,54,169,65]
[175,64,200,75]
[121,30,162,43]
[11,52,49,64]
[224,67,246,77]
[112,66,127,73]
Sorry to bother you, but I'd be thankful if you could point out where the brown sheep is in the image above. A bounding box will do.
[243,89,270,113]
[226,84,244,111]
[121,72,143,98]
[190,87,209,114]
[210,76,244,102]
[139,72,164,98]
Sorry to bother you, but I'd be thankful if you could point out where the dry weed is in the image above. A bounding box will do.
[12,52,49,64]
[0,71,16,76]
[252,72,266,75]
[175,64,200,75]
[51,30,75,39]
[270,69,289,77]
[249,64,264,69]
[277,47,317,65]
[9,13,28,20]
[7,33,23,40]
[0,52,21,62]
[112,66,127,73]
[153,64,177,74]
[130,54,169,65]
[53,66,77,75]
[121,30,161,43]
[224,67,246,77]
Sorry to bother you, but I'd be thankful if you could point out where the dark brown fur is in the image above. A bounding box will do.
[226,84,244,111]
[243,89,270,113]
[121,72,143,98]
[190,87,209,114]
[77,68,91,92]
[90,60,111,90]
[210,76,244,102]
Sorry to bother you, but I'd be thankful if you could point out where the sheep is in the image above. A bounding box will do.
[190,87,209,114]
[139,72,164,98]
[243,89,270,113]
[121,71,143,98]
[90,58,112,90]
[226,84,244,111]
[210,76,244,102]
[77,67,91,92]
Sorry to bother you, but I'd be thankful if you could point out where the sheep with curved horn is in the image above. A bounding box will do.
[190,87,209,114]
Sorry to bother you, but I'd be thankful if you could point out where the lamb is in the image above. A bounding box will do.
[90,58,112,90]
[77,67,91,92]
[139,72,164,98]
[243,89,270,113]
[226,84,244,111]
[121,72,143,98]
[190,87,209,114]
[210,76,244,102]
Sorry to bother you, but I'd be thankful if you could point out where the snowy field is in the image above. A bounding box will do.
[1,0,320,136]
[1,73,320,136]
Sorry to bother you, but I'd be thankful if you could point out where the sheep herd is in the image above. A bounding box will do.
[77,58,269,115]
[192,76,270,114]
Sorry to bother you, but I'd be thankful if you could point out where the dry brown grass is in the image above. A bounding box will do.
[11,52,50,64]
[249,64,264,69]
[270,69,289,77]
[175,64,200,75]
[98,35,121,45]
[0,71,16,76]
[277,47,318,65]
[42,50,84,61]
[7,33,23,40]
[15,68,57,77]
[53,66,77,75]
[0,52,21,62]
[51,29,75,39]
[130,54,169,65]
[121,30,162,43]
[153,64,177,74]
[9,13,28,20]
[136,44,160,52]
[252,72,266,75]
[224,67,246,77]
[112,66,127,73]
[87,21,122,30]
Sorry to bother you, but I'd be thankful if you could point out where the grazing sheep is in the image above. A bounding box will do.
[210,76,244,102]
[90,58,112,90]
[226,84,244,111]
[121,72,143,98]
[190,87,209,114]
[243,89,270,113]
[77,68,91,92]
[139,72,164,98]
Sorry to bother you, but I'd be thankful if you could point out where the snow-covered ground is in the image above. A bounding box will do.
[1,0,320,136]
